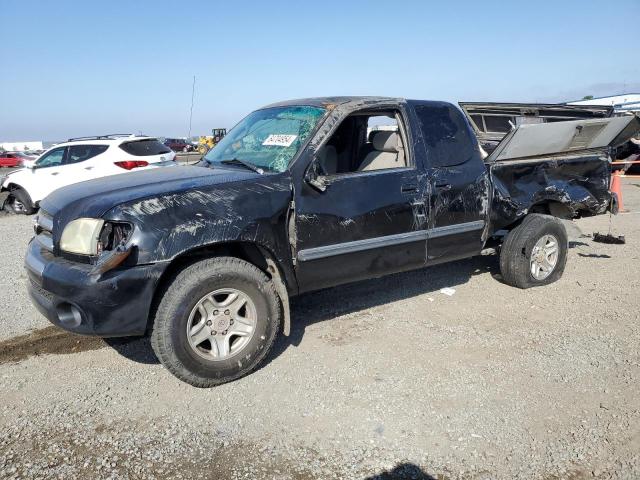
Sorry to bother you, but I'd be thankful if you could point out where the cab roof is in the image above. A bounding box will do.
[262,96,405,110]
[57,135,156,147]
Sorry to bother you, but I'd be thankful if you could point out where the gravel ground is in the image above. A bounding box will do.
[0,213,46,339]
[1,180,639,479]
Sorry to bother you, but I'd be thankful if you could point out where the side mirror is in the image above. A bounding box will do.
[308,175,328,192]
[305,159,328,192]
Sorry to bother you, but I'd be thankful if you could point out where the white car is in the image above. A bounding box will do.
[1,135,176,214]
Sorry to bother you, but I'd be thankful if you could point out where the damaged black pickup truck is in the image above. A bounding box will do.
[26,97,639,387]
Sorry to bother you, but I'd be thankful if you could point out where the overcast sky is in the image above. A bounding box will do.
[1,0,638,141]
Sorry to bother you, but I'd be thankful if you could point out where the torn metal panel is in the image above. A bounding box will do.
[459,102,613,141]
[459,101,615,154]
[492,117,635,161]
[488,152,611,230]
[487,116,640,162]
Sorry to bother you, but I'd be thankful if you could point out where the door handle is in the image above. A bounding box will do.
[435,183,451,192]
[51,172,59,176]
[401,183,418,194]
[84,166,94,170]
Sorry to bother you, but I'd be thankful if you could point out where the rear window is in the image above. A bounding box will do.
[470,114,485,132]
[484,115,513,133]
[119,139,171,156]
[67,144,108,164]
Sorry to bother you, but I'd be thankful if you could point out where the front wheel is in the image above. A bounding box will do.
[499,214,568,289]
[6,188,36,215]
[150,257,282,387]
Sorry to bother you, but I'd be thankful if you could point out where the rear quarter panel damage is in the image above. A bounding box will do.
[488,152,611,231]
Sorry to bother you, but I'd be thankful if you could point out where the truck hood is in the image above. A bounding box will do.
[40,163,262,219]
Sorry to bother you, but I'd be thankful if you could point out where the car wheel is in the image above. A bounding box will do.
[182,147,189,153]
[499,214,568,289]
[150,256,282,387]
[7,188,36,215]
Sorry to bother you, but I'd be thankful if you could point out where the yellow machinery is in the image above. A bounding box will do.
[197,128,227,154]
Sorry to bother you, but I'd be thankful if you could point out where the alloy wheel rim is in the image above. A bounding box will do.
[530,234,559,280]
[186,288,257,361]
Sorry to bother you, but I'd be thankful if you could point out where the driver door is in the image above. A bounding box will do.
[292,109,428,293]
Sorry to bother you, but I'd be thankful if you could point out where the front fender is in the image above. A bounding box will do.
[103,174,296,292]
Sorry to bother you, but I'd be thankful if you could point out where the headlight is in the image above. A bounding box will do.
[60,218,105,255]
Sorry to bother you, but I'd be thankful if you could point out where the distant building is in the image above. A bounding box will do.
[567,94,640,114]
[0,141,44,152]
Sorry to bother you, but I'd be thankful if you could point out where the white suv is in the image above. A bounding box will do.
[1,134,176,214]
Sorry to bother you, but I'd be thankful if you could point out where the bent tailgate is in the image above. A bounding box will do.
[487,116,640,162]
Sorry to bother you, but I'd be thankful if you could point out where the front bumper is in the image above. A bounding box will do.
[25,239,168,337]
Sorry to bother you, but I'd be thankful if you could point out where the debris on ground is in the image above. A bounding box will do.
[593,232,626,244]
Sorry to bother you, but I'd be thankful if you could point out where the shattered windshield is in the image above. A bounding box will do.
[204,106,326,173]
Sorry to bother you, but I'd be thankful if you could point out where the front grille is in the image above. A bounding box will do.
[29,277,54,302]
[34,210,54,253]
[34,210,53,235]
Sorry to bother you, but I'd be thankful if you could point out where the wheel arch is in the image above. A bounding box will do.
[4,181,23,192]
[3,181,37,201]
[528,199,574,219]
[147,240,294,336]
[498,200,574,235]
[2,181,37,212]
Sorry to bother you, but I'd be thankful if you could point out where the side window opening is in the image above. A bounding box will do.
[119,139,172,156]
[35,147,67,168]
[66,145,109,164]
[317,110,408,176]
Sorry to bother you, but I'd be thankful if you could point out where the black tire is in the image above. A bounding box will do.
[499,214,568,289]
[150,257,281,387]
[7,188,36,215]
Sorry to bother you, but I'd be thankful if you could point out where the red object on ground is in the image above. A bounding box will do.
[0,152,23,167]
[610,170,624,212]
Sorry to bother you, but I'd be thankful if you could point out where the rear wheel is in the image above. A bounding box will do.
[499,214,568,289]
[150,257,281,387]
[6,188,36,215]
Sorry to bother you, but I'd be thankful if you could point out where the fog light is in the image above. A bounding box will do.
[56,303,82,328]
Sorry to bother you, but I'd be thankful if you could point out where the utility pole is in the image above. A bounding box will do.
[188,75,196,139]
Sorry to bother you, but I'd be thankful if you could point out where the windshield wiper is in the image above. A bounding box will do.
[220,158,265,175]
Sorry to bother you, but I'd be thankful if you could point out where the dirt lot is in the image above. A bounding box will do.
[1,180,639,479]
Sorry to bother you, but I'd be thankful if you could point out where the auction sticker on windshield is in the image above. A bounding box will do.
[262,134,297,147]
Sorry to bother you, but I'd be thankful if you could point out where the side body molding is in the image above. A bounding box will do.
[297,220,485,262]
